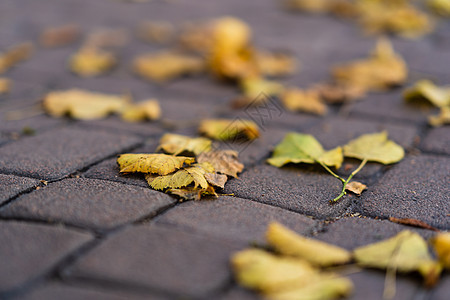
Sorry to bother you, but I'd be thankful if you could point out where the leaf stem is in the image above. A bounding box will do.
[318,161,346,183]
[331,158,368,202]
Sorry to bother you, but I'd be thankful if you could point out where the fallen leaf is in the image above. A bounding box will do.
[254,50,298,77]
[283,0,332,14]
[120,99,161,122]
[0,42,34,74]
[343,131,404,164]
[314,83,366,104]
[232,248,353,299]
[204,172,228,188]
[354,230,442,287]
[69,47,116,77]
[332,38,407,92]
[266,222,352,267]
[345,181,367,195]
[158,133,212,156]
[431,232,450,269]
[427,0,450,17]
[146,162,214,190]
[0,78,11,95]
[85,28,129,48]
[133,51,205,82]
[199,119,260,141]
[40,24,80,47]
[404,80,450,108]
[117,153,195,175]
[428,106,450,127]
[281,88,327,115]
[178,20,216,54]
[197,150,244,177]
[267,132,343,169]
[137,21,175,44]
[388,217,439,232]
[168,185,217,201]
[241,77,285,99]
[43,89,129,120]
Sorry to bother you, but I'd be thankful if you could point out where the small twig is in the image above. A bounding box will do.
[331,158,368,202]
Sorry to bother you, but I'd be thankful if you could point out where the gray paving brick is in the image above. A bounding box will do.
[0,174,40,205]
[156,196,316,245]
[431,275,450,300]
[22,283,162,300]
[78,117,163,138]
[421,127,450,156]
[65,224,242,298]
[0,178,176,231]
[0,221,91,293]
[219,286,261,300]
[223,164,352,219]
[357,155,450,230]
[315,217,434,250]
[0,127,142,180]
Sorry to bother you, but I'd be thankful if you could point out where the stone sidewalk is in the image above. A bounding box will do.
[0,0,449,299]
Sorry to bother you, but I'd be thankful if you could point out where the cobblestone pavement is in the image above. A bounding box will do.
[0,0,449,299]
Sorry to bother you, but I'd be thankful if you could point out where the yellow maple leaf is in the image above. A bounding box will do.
[254,50,298,77]
[117,153,195,175]
[281,88,328,115]
[120,99,161,122]
[158,133,212,156]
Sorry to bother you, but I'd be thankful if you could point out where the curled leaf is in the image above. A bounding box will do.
[43,89,129,120]
[117,153,195,175]
[343,131,404,164]
[354,230,442,287]
[266,222,352,267]
[133,51,205,82]
[428,106,450,127]
[0,78,11,95]
[199,119,260,141]
[158,133,212,156]
[404,80,450,108]
[69,47,116,77]
[281,88,327,115]
[120,99,161,122]
[0,42,34,74]
[345,181,367,195]
[267,132,343,169]
[431,232,450,269]
[197,150,244,177]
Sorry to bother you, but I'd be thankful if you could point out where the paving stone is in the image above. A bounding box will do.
[431,275,450,300]
[349,90,438,125]
[420,126,450,155]
[0,127,142,180]
[22,283,162,300]
[78,117,163,138]
[65,224,242,298]
[314,217,435,250]
[156,196,316,245]
[0,221,91,293]
[219,286,262,300]
[223,164,352,219]
[0,178,176,231]
[0,174,40,205]
[358,155,450,230]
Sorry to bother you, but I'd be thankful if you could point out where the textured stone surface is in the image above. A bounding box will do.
[421,127,450,155]
[431,275,450,300]
[224,164,351,219]
[0,174,40,205]
[358,155,450,229]
[0,221,91,293]
[65,224,241,298]
[156,196,316,244]
[0,127,141,180]
[0,178,176,231]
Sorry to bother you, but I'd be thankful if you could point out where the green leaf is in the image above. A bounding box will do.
[267,132,343,169]
[343,131,404,164]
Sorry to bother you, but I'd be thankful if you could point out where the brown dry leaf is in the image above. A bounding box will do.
[266,222,352,267]
[69,47,116,77]
[43,89,129,120]
[168,185,218,201]
[137,21,175,44]
[314,83,366,104]
[197,150,244,177]
[204,172,228,188]
[388,217,439,232]
[199,118,260,141]
[232,248,353,300]
[254,50,298,77]
[345,181,367,195]
[133,51,205,82]
[120,99,161,122]
[428,106,450,127]
[431,232,450,269]
[40,24,80,47]
[332,38,407,92]
[117,153,195,175]
[354,230,442,287]
[158,133,212,156]
[0,42,34,74]
[0,78,11,95]
[281,88,327,115]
